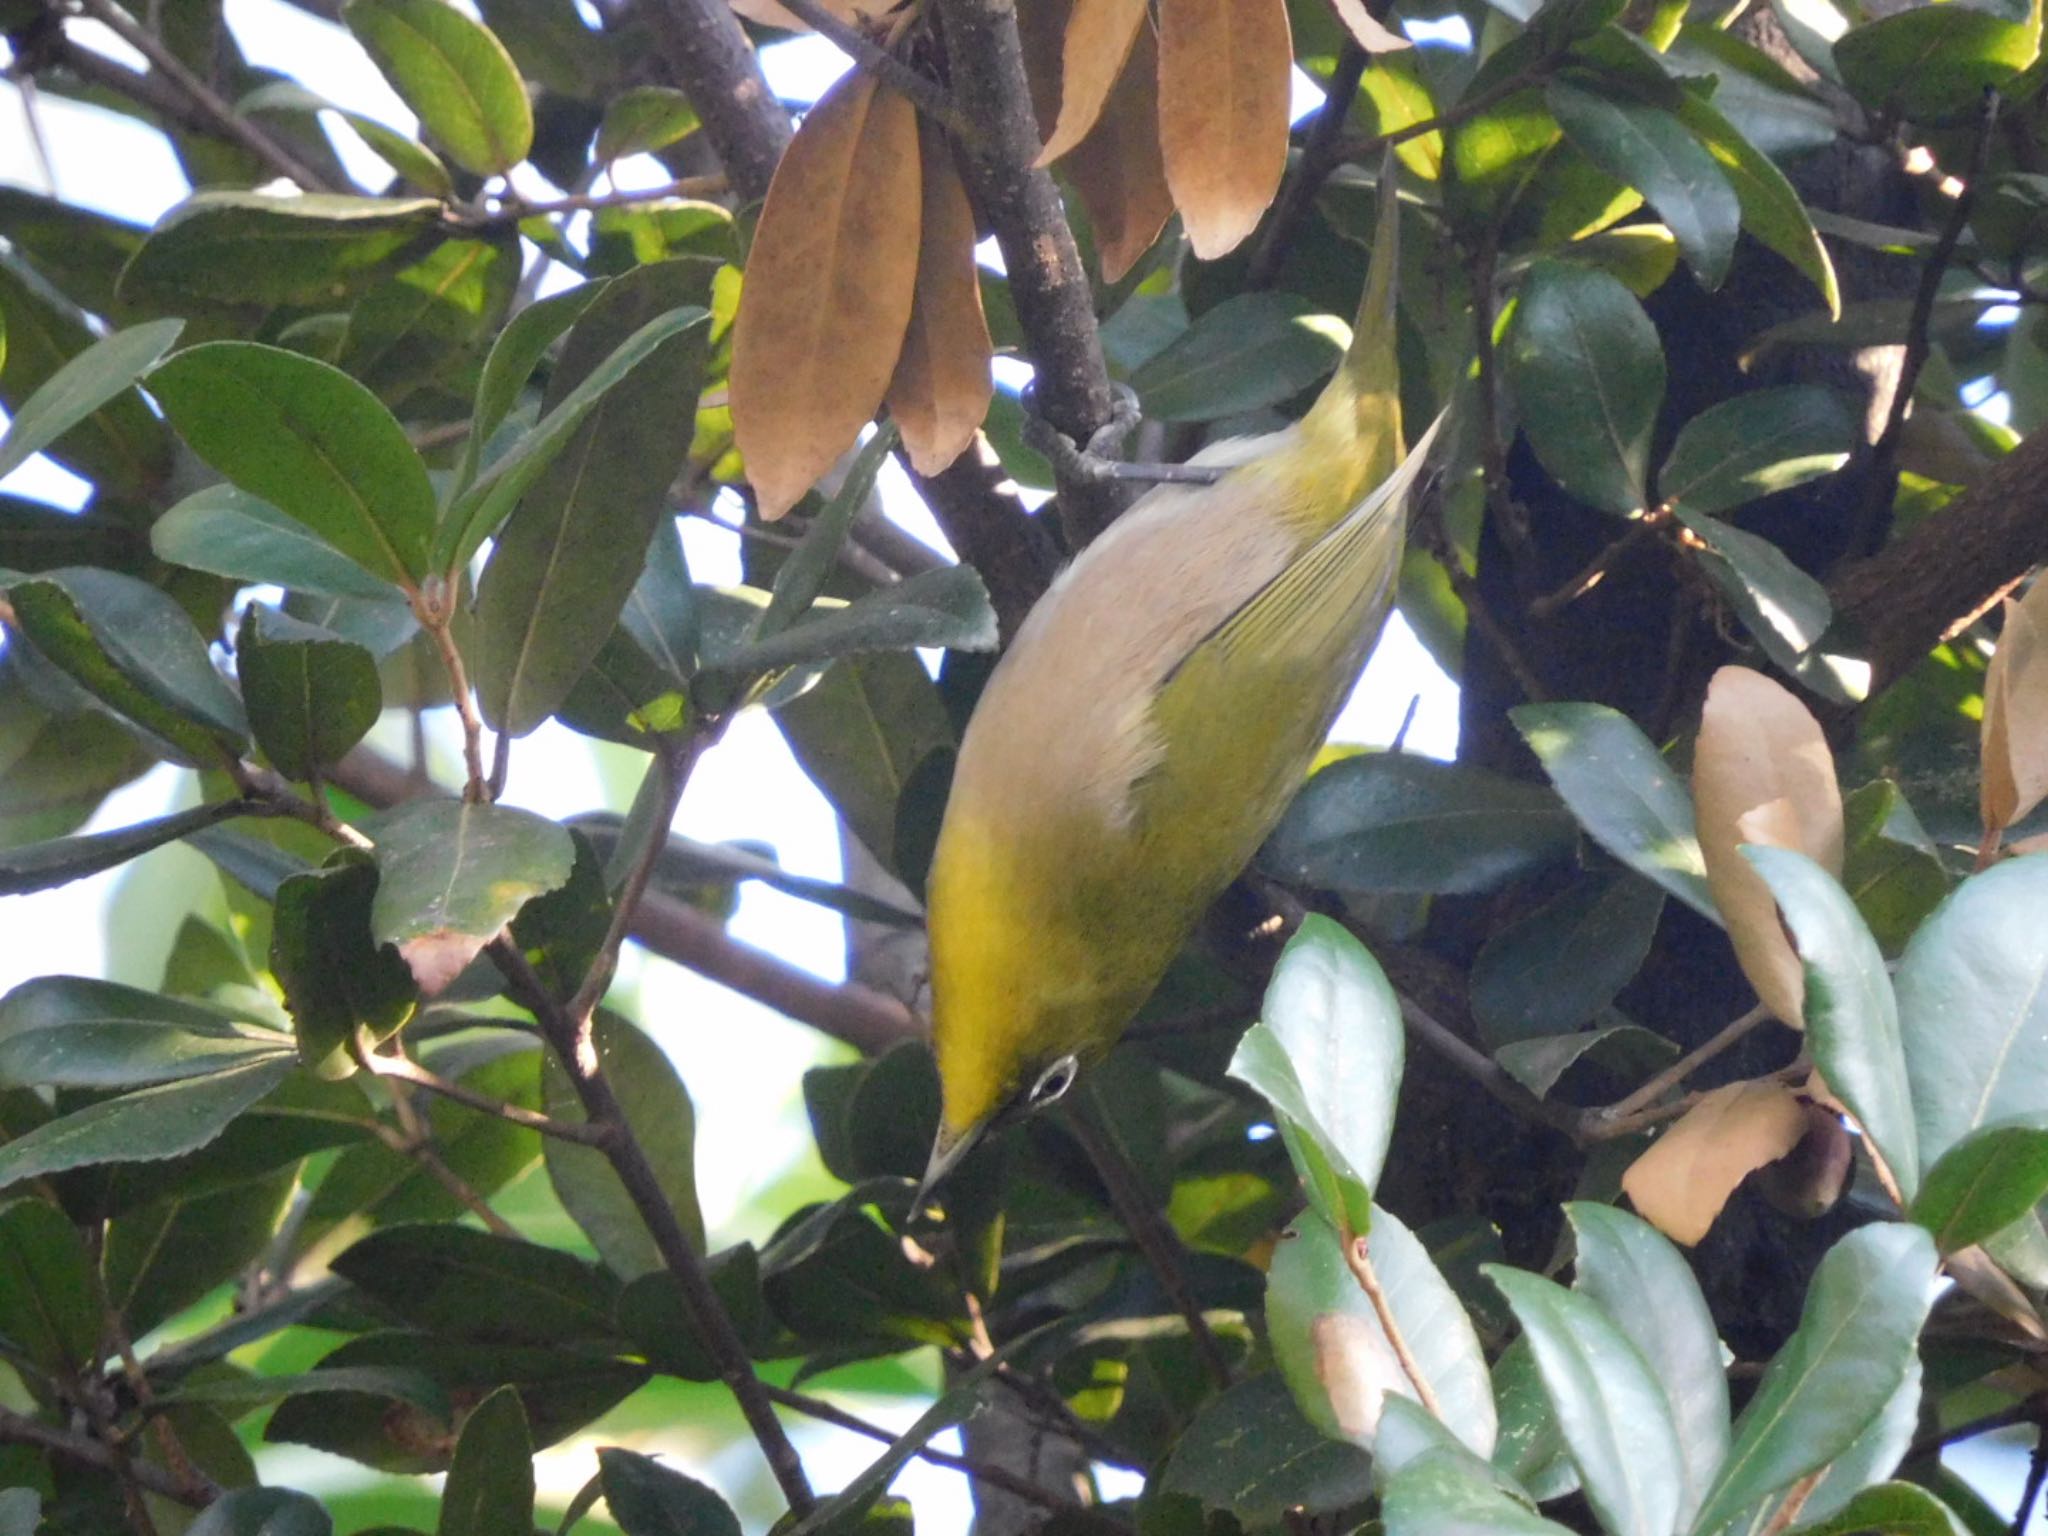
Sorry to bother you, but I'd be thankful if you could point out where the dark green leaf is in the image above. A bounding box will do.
[1689,1222,1937,1533]
[786,1381,987,1536]
[0,799,252,897]
[367,798,575,993]
[0,496,140,575]
[1379,1447,1577,1536]
[271,860,417,1077]
[334,1223,622,1345]
[338,236,520,395]
[147,342,437,586]
[0,184,148,315]
[158,1365,449,1419]
[1801,1482,1967,1536]
[1658,387,1855,517]
[596,87,701,163]
[105,1164,296,1335]
[151,486,407,601]
[237,605,382,780]
[187,1489,334,1536]
[1835,9,2039,124]
[0,973,288,1088]
[712,566,1000,678]
[1163,1373,1373,1522]
[598,1448,741,1536]
[1487,1266,1685,1536]
[1227,915,1402,1238]
[541,1012,705,1276]
[436,1385,535,1536]
[1671,507,1856,701]
[1547,81,1739,287]
[344,0,535,175]
[1259,752,1574,897]
[760,1186,964,1351]
[1669,92,1839,317]
[0,1200,100,1372]
[1910,1120,2048,1254]
[1744,846,1919,1196]
[756,423,900,642]
[1505,261,1664,515]
[1512,701,1715,921]
[3,566,248,766]
[1494,1024,1676,1099]
[239,79,454,197]
[475,264,713,735]
[1840,779,1950,956]
[460,279,606,489]
[1491,1336,1578,1503]
[1470,873,1664,1046]
[1895,857,2048,1172]
[0,1056,295,1190]
[0,317,182,483]
[1129,293,1347,421]
[1564,1203,1728,1527]
[118,192,445,307]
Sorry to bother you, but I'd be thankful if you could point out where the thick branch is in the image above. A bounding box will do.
[935,0,1125,549]
[905,439,1063,638]
[633,0,790,202]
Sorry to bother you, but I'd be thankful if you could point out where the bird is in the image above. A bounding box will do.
[920,159,1437,1200]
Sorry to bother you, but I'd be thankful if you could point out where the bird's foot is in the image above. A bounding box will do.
[1020,381,1226,488]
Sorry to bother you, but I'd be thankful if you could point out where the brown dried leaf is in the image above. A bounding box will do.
[1063,23,1176,283]
[731,72,922,520]
[1621,1078,1809,1247]
[1693,665,1842,1028]
[1157,0,1294,259]
[398,930,493,997]
[887,125,994,477]
[728,0,890,31]
[1034,0,1149,167]
[1311,1311,1406,1440]
[1982,580,2048,836]
[1329,0,1412,52]
[1016,0,1072,138]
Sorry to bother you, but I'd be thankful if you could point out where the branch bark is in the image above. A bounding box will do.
[905,437,1064,638]
[633,0,791,202]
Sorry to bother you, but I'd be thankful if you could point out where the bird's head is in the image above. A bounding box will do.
[913,1045,1084,1214]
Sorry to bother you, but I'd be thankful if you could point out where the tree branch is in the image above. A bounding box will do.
[1248,43,1368,292]
[0,1405,213,1508]
[772,0,965,135]
[632,0,790,202]
[904,439,1063,639]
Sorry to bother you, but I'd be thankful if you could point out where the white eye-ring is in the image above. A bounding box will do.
[1028,1054,1079,1109]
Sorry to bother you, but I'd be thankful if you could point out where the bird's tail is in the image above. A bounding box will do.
[1306,148,1405,499]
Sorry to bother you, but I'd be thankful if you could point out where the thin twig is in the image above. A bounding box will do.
[489,173,730,220]
[1529,510,1672,619]
[72,0,332,189]
[356,1042,615,1146]
[1585,1062,1810,1143]
[421,613,489,801]
[1395,993,1581,1136]
[1416,482,1548,701]
[375,1081,522,1238]
[1342,1233,1444,1419]
[774,0,966,136]
[1591,1004,1773,1128]
[1063,1096,1235,1392]
[0,1405,212,1507]
[1249,42,1369,291]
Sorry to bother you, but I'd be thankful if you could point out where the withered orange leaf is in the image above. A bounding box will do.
[1983,577,2048,838]
[1621,1078,1808,1247]
[728,0,891,32]
[1016,0,1073,139]
[888,123,994,477]
[1063,22,1175,284]
[1034,0,1148,168]
[1157,0,1293,259]
[731,72,922,520]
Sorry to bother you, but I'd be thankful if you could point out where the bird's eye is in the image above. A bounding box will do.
[1028,1055,1079,1109]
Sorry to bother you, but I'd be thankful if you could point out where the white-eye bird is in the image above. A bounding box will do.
[922,165,1436,1193]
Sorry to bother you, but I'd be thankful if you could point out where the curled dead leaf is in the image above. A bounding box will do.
[1693,665,1843,1028]
[887,123,994,476]
[731,72,922,520]
[1311,1310,1409,1441]
[1034,0,1148,167]
[1621,1078,1809,1246]
[1157,0,1293,259]
[1062,22,1176,283]
[1982,579,2048,838]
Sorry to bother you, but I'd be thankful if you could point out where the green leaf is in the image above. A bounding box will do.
[1487,1266,1685,1536]
[0,798,251,897]
[1909,1120,2048,1254]
[756,423,900,642]
[0,1200,101,1373]
[1658,387,1855,517]
[1794,1361,1924,1529]
[786,1381,987,1536]
[1268,1206,1497,1458]
[1564,1203,1728,1528]
[0,317,182,484]
[1495,1025,1676,1099]
[438,304,709,572]
[1130,293,1348,421]
[237,605,382,780]
[240,79,456,196]
[0,184,148,316]
[710,566,1000,679]
[0,1492,33,1536]
[437,1385,535,1536]
[118,192,446,307]
[270,860,418,1077]
[3,567,249,766]
[1547,81,1739,288]
[1511,702,1715,921]
[1470,872,1664,1046]
[598,1448,742,1536]
[0,254,171,495]
[188,1489,334,1536]
[1801,1482,1968,1536]
[596,87,702,162]
[338,235,520,396]
[367,798,576,994]
[158,1365,450,1419]
[1505,261,1664,516]
[0,1056,295,1190]
[1492,1336,1579,1503]
[334,1223,623,1345]
[460,278,607,490]
[541,1012,705,1276]
[1895,857,2048,1172]
[1669,91,1839,318]
[1380,1449,1578,1536]
[1163,1373,1374,1522]
[1670,508,1853,700]
[1744,846,1919,1197]
[1227,915,1402,1238]
[151,486,406,601]
[1835,9,2039,124]
[106,1165,297,1336]
[345,0,535,175]
[1689,1223,1937,1534]
[1260,752,1575,897]
[475,264,714,735]
[147,342,437,587]
[1840,779,1951,956]
[0,974,288,1088]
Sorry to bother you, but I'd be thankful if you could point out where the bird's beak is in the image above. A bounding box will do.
[911,1120,983,1219]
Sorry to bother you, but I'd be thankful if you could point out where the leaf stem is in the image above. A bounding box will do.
[484,172,730,220]
[354,1039,615,1147]
[1590,1003,1773,1129]
[420,606,490,802]
[1341,1232,1444,1420]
